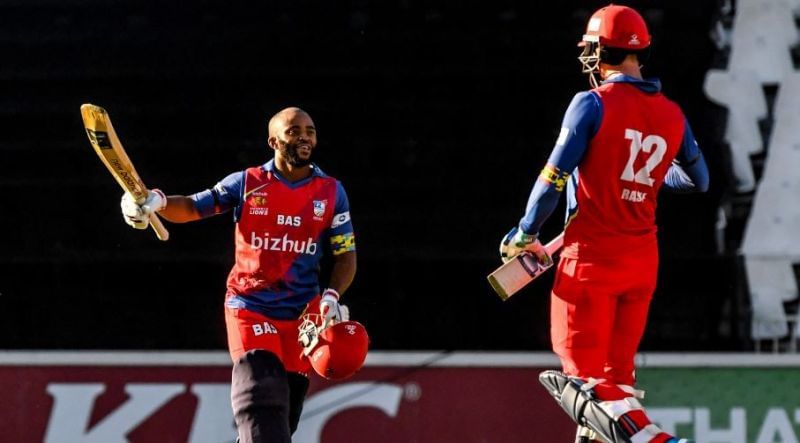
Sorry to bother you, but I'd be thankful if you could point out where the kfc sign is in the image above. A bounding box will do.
[0,351,573,443]
[43,383,232,443]
[297,383,405,442]
[39,381,407,443]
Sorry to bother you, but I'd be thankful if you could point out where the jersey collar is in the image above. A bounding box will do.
[263,159,324,187]
[602,73,662,93]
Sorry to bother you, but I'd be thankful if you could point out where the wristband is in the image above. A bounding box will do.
[151,188,167,211]
[322,288,340,300]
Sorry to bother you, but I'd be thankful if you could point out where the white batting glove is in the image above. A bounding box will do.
[320,288,346,326]
[500,227,552,266]
[120,189,166,230]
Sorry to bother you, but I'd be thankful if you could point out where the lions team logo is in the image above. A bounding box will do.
[248,193,269,216]
[313,200,327,218]
[250,195,267,207]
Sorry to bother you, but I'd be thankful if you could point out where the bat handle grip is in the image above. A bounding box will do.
[149,212,170,241]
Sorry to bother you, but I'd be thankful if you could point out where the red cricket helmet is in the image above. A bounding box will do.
[299,316,369,380]
[579,4,651,50]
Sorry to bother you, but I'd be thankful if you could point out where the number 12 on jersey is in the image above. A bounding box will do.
[620,128,667,186]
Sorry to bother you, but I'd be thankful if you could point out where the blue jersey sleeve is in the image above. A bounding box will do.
[189,171,245,218]
[328,181,356,255]
[662,118,710,193]
[519,91,602,234]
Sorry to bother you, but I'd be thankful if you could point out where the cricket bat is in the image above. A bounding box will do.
[487,232,564,300]
[80,104,169,241]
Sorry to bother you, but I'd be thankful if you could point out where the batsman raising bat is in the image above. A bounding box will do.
[120,107,365,443]
[500,5,709,443]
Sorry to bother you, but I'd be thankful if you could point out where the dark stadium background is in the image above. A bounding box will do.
[0,1,741,352]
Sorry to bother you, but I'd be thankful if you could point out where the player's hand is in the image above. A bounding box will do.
[120,189,166,229]
[320,288,348,326]
[500,227,552,266]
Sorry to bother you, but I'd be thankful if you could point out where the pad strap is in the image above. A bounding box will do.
[598,397,644,420]
[630,424,665,443]
[619,384,646,399]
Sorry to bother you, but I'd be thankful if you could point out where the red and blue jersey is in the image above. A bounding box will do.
[518,75,709,258]
[191,160,355,319]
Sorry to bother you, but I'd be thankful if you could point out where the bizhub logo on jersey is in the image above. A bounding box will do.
[250,232,318,255]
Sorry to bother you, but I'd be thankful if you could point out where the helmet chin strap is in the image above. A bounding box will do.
[587,72,600,89]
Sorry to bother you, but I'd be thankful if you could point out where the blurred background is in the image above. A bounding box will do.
[1,0,796,355]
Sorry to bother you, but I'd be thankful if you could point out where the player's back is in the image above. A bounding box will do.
[563,81,685,259]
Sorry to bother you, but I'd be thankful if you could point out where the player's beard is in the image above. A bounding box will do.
[279,139,313,167]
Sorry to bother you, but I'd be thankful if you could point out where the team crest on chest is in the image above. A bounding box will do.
[313,200,327,220]
[250,195,267,206]
[247,191,269,216]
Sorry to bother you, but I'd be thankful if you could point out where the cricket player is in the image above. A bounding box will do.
[500,5,709,443]
[120,107,357,443]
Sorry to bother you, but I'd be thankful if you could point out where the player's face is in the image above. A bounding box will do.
[272,113,317,167]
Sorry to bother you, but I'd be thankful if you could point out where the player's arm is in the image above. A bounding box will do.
[662,118,710,193]
[328,251,357,295]
[183,171,244,220]
[501,91,599,263]
[157,196,203,223]
[326,183,357,294]
[320,182,357,324]
[518,91,600,235]
[121,171,243,228]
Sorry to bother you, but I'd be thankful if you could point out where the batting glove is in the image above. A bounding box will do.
[320,288,349,326]
[120,189,166,230]
[500,227,552,266]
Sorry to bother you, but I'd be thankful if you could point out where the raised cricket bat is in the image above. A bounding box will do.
[80,104,169,241]
[487,232,564,300]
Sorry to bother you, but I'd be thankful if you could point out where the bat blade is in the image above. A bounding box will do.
[81,104,169,241]
[487,232,564,300]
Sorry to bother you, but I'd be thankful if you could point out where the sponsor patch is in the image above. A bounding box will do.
[539,163,570,192]
[331,211,351,229]
[252,321,277,336]
[213,183,228,196]
[250,232,318,255]
[556,127,569,146]
[621,188,647,203]
[330,232,356,255]
[277,214,301,226]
